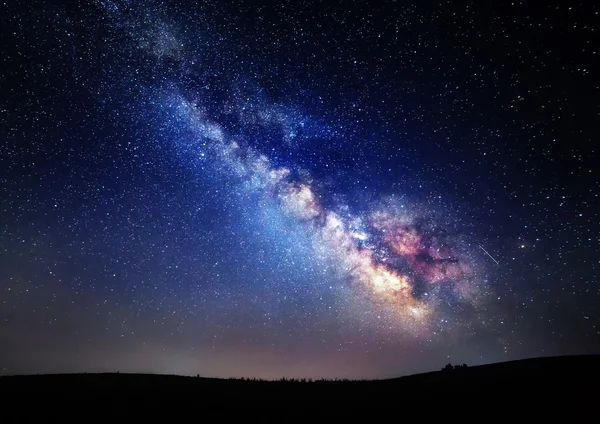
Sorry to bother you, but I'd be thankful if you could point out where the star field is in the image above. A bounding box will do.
[0,0,598,379]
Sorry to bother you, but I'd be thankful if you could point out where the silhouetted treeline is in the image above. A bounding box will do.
[227,376,365,383]
[442,363,468,372]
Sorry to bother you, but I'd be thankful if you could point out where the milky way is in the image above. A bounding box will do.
[170,90,486,332]
[102,0,491,339]
[1,0,597,379]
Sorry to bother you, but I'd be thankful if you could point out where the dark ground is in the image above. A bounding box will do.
[0,356,596,420]
[2,355,599,410]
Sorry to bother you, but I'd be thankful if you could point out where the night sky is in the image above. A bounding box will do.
[1,0,598,379]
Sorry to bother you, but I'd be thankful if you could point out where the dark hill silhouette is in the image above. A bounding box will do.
[1,354,598,410]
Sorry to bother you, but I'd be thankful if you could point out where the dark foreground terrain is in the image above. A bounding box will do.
[1,355,599,412]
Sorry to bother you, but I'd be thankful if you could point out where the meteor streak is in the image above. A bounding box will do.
[479,245,499,265]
